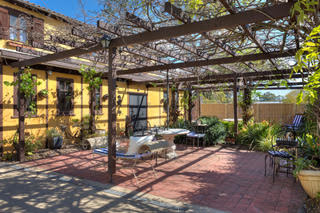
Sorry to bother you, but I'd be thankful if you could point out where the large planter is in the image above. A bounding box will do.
[298,170,320,198]
[48,136,63,149]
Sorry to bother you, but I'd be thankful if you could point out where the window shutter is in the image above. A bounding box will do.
[57,80,60,115]
[32,17,44,48]
[0,7,9,39]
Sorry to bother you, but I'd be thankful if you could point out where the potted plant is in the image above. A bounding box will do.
[46,128,63,149]
[37,89,48,99]
[294,134,320,199]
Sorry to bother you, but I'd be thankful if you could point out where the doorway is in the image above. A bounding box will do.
[129,93,148,132]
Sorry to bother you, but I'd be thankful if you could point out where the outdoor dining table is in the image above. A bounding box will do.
[156,128,190,159]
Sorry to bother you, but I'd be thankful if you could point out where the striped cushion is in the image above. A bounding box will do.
[292,115,303,127]
[93,148,151,159]
[268,151,292,158]
[187,132,205,138]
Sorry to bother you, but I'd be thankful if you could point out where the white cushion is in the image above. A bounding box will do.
[127,135,154,154]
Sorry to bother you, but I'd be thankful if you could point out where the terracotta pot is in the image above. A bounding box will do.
[298,170,320,198]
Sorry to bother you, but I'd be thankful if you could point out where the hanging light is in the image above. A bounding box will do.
[100,34,112,48]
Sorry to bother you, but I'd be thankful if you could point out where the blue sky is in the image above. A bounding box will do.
[28,0,101,21]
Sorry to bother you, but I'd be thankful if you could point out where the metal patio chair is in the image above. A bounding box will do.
[264,138,298,182]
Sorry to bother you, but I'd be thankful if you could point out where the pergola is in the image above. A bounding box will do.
[8,0,310,182]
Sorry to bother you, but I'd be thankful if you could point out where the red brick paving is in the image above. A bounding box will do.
[24,145,306,212]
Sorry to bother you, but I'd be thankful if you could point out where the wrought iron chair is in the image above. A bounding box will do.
[264,138,298,182]
[186,120,206,147]
[284,114,304,139]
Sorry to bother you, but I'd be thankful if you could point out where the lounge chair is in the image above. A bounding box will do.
[92,136,158,184]
[93,147,157,184]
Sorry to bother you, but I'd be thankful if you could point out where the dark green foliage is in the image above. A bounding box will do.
[79,66,102,91]
[237,122,269,150]
[204,122,226,145]
[2,133,42,158]
[198,116,227,145]
[294,134,320,176]
[237,121,282,151]
[171,117,227,145]
[169,118,192,130]
[240,86,254,126]
[221,120,243,138]
[4,68,44,115]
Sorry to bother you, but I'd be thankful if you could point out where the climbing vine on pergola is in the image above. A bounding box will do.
[6,0,319,181]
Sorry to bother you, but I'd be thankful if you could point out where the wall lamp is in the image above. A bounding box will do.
[117,95,122,106]
[100,34,112,48]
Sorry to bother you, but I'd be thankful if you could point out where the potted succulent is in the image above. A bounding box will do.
[46,128,63,149]
[294,134,320,198]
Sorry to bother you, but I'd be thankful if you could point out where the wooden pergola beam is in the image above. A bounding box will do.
[116,50,296,76]
[126,12,236,74]
[10,43,101,68]
[218,0,279,70]
[193,82,306,91]
[110,1,293,48]
[171,72,306,87]
[197,73,306,85]
[149,69,295,83]
[199,87,304,92]
[10,1,294,68]
[164,2,258,72]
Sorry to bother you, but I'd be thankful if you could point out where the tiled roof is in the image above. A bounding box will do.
[4,0,82,24]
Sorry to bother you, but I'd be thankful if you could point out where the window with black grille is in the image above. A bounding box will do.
[57,78,74,115]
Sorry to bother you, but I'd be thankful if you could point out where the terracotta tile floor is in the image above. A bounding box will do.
[24,145,306,213]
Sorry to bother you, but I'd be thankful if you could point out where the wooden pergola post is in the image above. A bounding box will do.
[233,77,238,137]
[17,68,25,162]
[89,87,96,134]
[108,47,117,183]
[166,69,169,129]
[188,86,192,122]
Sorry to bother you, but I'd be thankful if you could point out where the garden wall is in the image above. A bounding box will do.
[201,103,306,124]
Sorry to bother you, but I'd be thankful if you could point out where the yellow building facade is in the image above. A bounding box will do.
[0,0,184,147]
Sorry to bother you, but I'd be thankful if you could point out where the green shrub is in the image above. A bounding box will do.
[169,118,192,130]
[198,116,227,145]
[204,122,227,145]
[2,133,42,157]
[198,116,220,126]
[221,120,243,138]
[24,135,42,156]
[237,121,269,150]
[237,121,282,151]
[258,123,282,152]
[171,117,227,145]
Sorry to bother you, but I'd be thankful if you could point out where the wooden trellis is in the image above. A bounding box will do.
[6,0,314,182]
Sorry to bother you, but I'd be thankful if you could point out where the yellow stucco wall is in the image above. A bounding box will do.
[1,65,178,144]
